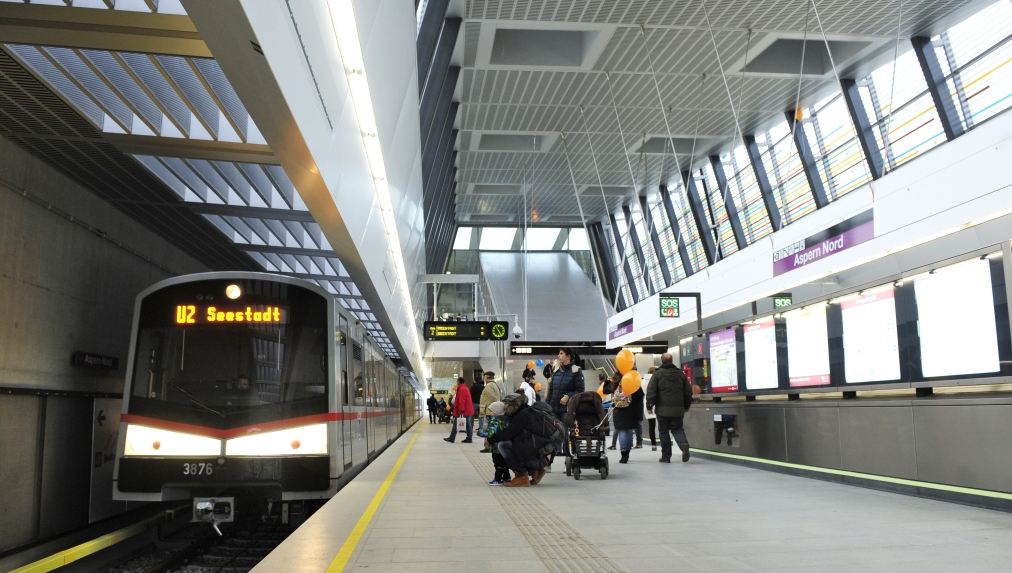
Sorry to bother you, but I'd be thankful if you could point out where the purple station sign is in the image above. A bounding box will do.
[608,318,633,341]
[773,210,874,277]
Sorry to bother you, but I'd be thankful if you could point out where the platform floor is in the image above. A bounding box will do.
[254,421,1012,573]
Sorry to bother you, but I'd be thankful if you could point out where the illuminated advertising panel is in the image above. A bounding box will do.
[784,303,831,387]
[709,328,738,393]
[915,258,1000,377]
[841,286,901,383]
[744,317,778,390]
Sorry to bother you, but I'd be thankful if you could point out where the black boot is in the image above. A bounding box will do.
[619,451,629,464]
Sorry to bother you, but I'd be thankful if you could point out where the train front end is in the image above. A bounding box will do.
[113,273,337,513]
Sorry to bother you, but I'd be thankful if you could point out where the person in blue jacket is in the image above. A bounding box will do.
[545,347,584,470]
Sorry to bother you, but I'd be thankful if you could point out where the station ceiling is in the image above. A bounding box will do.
[0,1,397,357]
[452,0,978,225]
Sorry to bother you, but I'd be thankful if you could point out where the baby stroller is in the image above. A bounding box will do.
[563,392,610,480]
[436,407,453,424]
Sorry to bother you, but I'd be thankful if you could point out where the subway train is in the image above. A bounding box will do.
[112,272,422,522]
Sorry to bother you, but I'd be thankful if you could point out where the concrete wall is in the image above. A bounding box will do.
[0,134,207,551]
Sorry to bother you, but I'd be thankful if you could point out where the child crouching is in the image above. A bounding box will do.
[478,401,510,485]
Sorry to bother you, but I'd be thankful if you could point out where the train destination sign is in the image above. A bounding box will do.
[772,209,874,276]
[424,321,489,341]
[660,295,680,317]
[175,305,284,324]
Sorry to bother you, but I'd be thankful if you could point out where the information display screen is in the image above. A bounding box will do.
[423,321,489,341]
[915,258,1000,377]
[784,303,831,387]
[744,317,778,390]
[709,328,738,393]
[841,286,901,383]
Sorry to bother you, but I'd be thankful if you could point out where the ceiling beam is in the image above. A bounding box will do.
[235,244,336,258]
[186,203,315,222]
[0,3,210,57]
[102,132,276,163]
[281,272,356,284]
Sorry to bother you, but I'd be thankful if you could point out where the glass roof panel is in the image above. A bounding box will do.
[478,227,516,250]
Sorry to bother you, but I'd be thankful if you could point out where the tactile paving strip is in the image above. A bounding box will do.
[459,445,626,573]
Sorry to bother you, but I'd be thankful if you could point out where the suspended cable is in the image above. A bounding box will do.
[603,71,679,287]
[578,104,641,306]
[782,0,812,223]
[886,0,904,169]
[561,132,615,318]
[638,25,684,183]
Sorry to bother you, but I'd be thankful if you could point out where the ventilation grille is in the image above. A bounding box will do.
[352,343,363,362]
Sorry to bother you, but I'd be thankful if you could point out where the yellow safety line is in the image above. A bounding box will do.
[693,448,1012,500]
[325,422,424,573]
[10,505,187,573]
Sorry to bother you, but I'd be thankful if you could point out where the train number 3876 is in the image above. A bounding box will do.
[183,462,213,475]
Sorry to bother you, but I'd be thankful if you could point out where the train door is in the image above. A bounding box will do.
[365,350,375,457]
[339,315,352,470]
[351,338,368,467]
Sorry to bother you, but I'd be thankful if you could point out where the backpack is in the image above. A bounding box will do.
[612,383,631,408]
[529,402,563,456]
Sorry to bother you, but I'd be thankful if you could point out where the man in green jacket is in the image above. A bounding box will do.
[646,353,693,463]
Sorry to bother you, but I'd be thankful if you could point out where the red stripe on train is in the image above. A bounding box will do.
[121,410,405,439]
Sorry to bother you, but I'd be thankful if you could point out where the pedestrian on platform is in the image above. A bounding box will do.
[646,353,693,463]
[546,347,584,470]
[477,401,510,485]
[518,371,537,405]
[487,393,548,487]
[445,377,474,443]
[642,366,658,450]
[479,371,501,452]
[611,373,644,464]
[471,376,486,433]
[426,394,437,424]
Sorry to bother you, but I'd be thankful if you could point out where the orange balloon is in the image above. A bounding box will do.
[616,349,635,375]
[527,361,535,369]
[621,370,642,395]
[597,384,607,398]
[534,383,542,392]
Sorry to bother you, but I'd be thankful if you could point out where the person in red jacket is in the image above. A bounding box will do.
[445,377,474,443]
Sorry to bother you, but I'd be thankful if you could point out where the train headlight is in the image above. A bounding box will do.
[225,423,328,456]
[124,424,221,457]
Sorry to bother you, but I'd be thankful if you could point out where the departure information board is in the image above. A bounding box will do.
[744,317,778,390]
[709,328,738,393]
[424,321,489,341]
[915,258,1000,377]
[784,303,831,387]
[841,286,901,383]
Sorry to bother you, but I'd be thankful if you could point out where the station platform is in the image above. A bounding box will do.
[254,421,1012,573]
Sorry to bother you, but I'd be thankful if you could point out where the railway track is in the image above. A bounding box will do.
[101,522,293,573]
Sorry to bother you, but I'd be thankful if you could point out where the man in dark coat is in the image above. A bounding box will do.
[488,394,549,487]
[470,377,486,432]
[426,394,437,424]
[646,353,693,463]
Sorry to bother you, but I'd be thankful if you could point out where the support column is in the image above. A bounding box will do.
[660,184,695,277]
[911,36,965,141]
[610,214,640,303]
[683,171,718,264]
[709,156,747,250]
[743,135,783,231]
[840,78,885,180]
[623,205,654,295]
[640,195,671,287]
[785,111,830,209]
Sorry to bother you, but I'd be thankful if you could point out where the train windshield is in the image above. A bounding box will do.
[128,279,329,425]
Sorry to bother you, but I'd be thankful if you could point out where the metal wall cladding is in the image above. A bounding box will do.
[0,395,42,552]
[686,396,1012,494]
[839,404,918,479]
[39,397,92,538]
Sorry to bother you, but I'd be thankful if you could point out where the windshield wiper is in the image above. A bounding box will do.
[170,383,226,418]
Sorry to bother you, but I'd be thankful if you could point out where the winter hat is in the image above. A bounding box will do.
[502,393,528,415]
[488,401,506,416]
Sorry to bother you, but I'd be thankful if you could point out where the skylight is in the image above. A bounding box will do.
[453,227,473,250]
[478,227,517,250]
[524,228,561,250]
